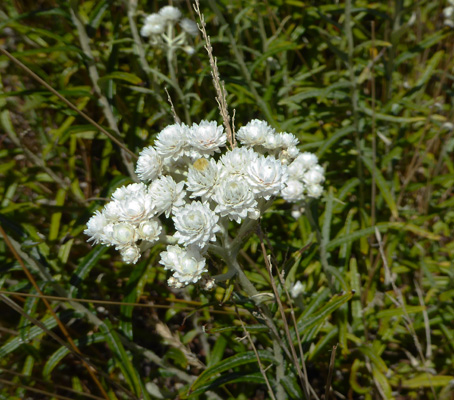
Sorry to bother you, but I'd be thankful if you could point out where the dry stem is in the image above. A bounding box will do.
[193,0,235,148]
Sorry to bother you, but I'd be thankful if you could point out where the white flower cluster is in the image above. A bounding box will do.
[85,120,325,288]
[141,6,198,54]
[443,0,454,28]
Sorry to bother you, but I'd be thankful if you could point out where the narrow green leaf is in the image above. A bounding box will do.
[297,292,353,336]
[0,311,73,359]
[190,350,276,391]
[207,335,227,368]
[375,305,425,319]
[317,125,355,158]
[69,245,108,297]
[49,188,66,241]
[98,72,142,85]
[402,374,454,388]
[362,154,398,218]
[43,333,105,379]
[100,319,145,398]
[188,372,266,398]
[120,259,149,340]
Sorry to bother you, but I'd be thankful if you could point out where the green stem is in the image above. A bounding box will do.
[345,0,365,215]
[166,47,191,125]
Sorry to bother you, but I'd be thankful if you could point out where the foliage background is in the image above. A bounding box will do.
[0,0,453,399]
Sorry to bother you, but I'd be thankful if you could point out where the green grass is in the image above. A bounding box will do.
[1,0,454,399]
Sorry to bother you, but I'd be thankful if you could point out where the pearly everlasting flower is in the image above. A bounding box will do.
[303,167,325,186]
[290,281,304,298]
[141,14,166,36]
[183,45,195,55]
[159,6,182,22]
[187,158,220,200]
[263,133,283,150]
[220,147,258,178]
[150,175,186,217]
[160,245,207,286]
[110,184,155,225]
[138,219,162,242]
[112,183,148,201]
[180,18,199,36]
[307,184,324,199]
[288,152,318,180]
[85,210,108,244]
[279,145,300,165]
[188,120,226,156]
[246,155,288,200]
[136,146,163,182]
[291,204,305,219]
[111,222,138,247]
[297,152,319,169]
[236,119,275,147]
[281,179,305,203]
[120,245,141,264]
[279,132,299,148]
[173,201,220,248]
[154,123,190,162]
[287,146,300,159]
[213,177,258,223]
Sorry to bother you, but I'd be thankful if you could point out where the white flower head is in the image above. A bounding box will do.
[120,245,141,264]
[183,45,195,55]
[281,179,305,203]
[220,147,258,178]
[307,184,324,199]
[85,210,108,244]
[236,119,275,147]
[288,152,318,180]
[298,152,319,169]
[246,155,288,200]
[173,201,220,248]
[111,183,155,225]
[154,123,190,162]
[213,177,257,223]
[188,120,227,156]
[160,245,207,286]
[290,281,304,298]
[141,14,165,36]
[263,133,283,150]
[279,145,300,165]
[159,6,182,22]
[138,219,162,242]
[279,132,299,148]
[136,146,163,182]
[150,175,186,217]
[112,183,147,201]
[180,18,199,36]
[187,158,220,200]
[111,222,138,247]
[291,204,305,219]
[303,166,325,186]
[287,146,300,159]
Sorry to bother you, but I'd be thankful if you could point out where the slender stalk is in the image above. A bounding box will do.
[345,0,365,215]
[235,303,277,400]
[166,37,192,124]
[193,0,235,147]
[370,21,377,268]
